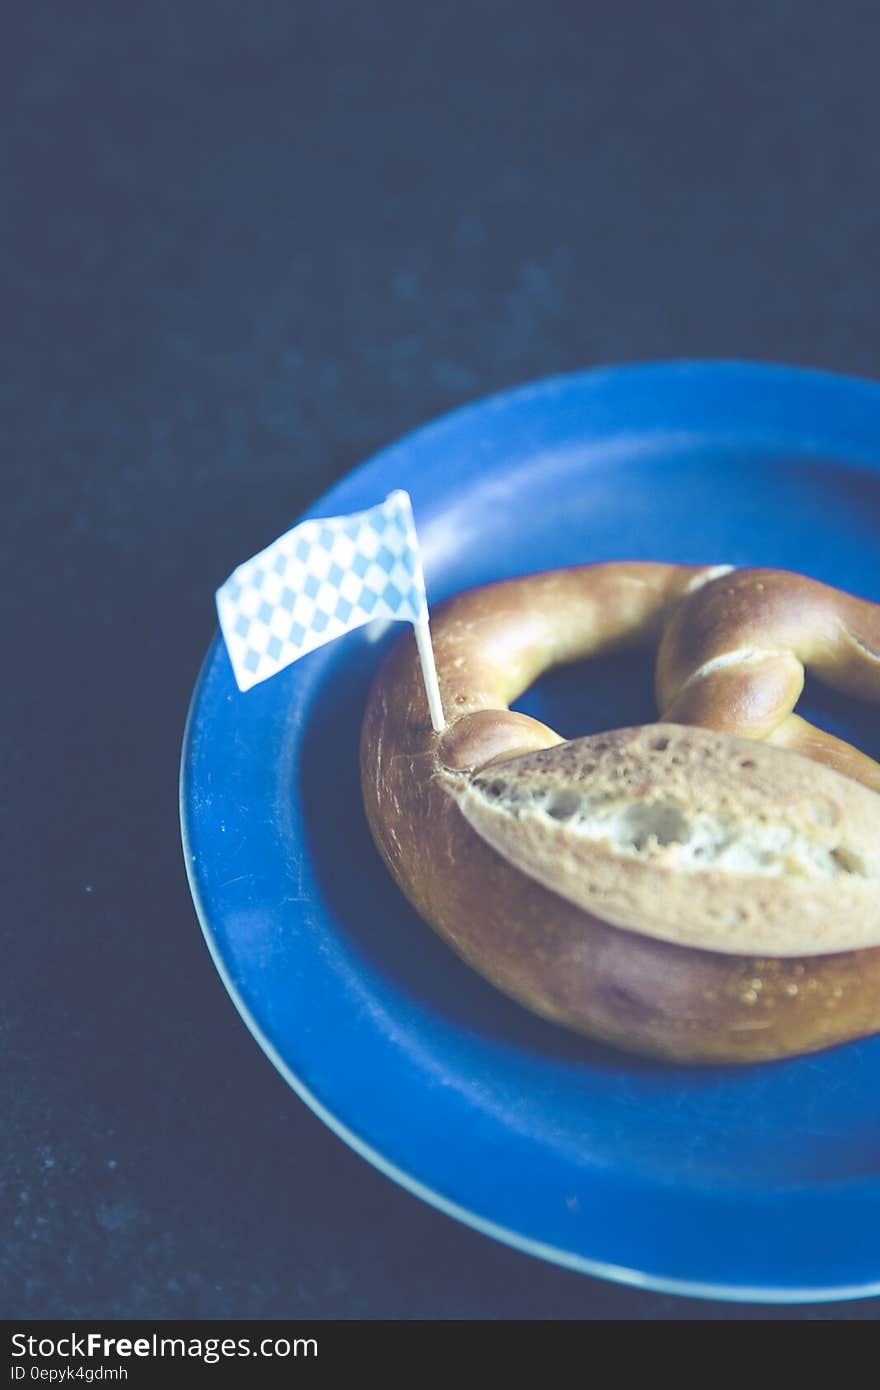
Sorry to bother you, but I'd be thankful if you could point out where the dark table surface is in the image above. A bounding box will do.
[6,0,880,1320]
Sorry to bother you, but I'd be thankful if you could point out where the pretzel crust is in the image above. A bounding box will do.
[360,563,880,1062]
[657,568,880,791]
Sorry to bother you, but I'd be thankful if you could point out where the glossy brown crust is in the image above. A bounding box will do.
[360,563,880,1063]
[657,568,880,790]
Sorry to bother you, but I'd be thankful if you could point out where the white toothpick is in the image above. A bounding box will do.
[413,610,446,731]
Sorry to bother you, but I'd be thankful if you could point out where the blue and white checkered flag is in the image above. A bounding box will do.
[216,490,444,726]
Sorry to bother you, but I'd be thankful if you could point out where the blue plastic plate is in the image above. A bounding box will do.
[181,362,880,1303]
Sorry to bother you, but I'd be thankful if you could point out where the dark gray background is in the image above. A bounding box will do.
[5,0,880,1319]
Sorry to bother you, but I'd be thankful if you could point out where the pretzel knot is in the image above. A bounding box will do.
[656,567,880,792]
[435,562,880,790]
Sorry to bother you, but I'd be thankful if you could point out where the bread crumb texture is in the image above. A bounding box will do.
[458,724,880,958]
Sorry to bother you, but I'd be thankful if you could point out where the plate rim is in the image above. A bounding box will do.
[180,359,880,1306]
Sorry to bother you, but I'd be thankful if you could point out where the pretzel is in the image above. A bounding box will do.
[360,563,880,1062]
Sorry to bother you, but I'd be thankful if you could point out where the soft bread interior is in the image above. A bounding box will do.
[456,723,880,957]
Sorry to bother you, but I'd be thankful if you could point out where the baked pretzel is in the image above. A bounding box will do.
[360,563,880,1062]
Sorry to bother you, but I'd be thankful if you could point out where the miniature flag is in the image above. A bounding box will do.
[216,490,444,727]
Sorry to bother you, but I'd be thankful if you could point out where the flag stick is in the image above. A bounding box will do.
[413,611,446,732]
